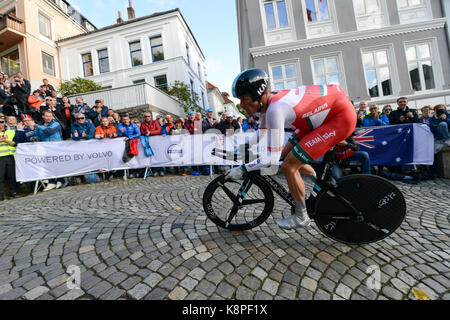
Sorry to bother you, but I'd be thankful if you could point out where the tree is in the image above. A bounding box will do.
[167,80,203,115]
[59,77,103,96]
[236,103,248,118]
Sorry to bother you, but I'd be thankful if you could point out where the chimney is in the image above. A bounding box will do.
[117,11,124,24]
[127,0,136,20]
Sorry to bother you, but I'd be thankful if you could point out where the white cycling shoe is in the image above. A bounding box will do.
[276,214,311,230]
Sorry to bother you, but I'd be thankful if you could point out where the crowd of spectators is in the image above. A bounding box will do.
[1,71,448,200]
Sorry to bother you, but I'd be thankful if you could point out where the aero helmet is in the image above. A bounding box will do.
[232,68,269,102]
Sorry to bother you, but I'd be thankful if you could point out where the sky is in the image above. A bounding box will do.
[69,0,241,100]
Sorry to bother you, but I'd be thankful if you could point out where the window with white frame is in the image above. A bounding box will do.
[190,78,195,100]
[305,0,330,22]
[354,0,381,16]
[42,52,55,76]
[97,49,110,74]
[263,0,289,29]
[129,41,143,67]
[154,75,168,92]
[186,43,191,66]
[39,13,51,38]
[405,43,436,91]
[271,63,298,90]
[362,49,393,98]
[150,36,164,62]
[312,56,341,86]
[81,52,93,77]
[397,0,423,9]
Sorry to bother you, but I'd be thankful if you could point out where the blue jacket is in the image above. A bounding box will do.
[428,114,450,134]
[88,106,109,127]
[71,120,96,140]
[362,112,390,127]
[117,122,141,140]
[35,120,63,142]
[242,120,259,132]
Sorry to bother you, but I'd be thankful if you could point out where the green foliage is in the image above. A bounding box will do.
[236,104,248,118]
[167,80,203,115]
[59,77,103,96]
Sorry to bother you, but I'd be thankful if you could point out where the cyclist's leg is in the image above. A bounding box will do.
[285,131,316,177]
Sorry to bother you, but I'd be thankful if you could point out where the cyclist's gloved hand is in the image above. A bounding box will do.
[225,165,246,180]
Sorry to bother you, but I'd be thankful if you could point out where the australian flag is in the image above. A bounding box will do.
[354,124,433,166]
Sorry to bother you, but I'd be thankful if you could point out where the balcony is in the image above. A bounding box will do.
[68,83,186,118]
[0,14,25,52]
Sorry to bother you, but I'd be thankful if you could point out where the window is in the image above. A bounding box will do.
[305,0,329,22]
[263,0,289,30]
[1,50,20,76]
[197,63,202,80]
[133,79,145,84]
[405,43,436,91]
[97,49,109,74]
[312,56,341,86]
[186,43,191,66]
[190,79,195,99]
[362,49,393,98]
[271,63,298,90]
[150,36,164,62]
[397,0,423,9]
[154,75,168,92]
[129,41,143,67]
[39,13,51,38]
[82,53,93,77]
[42,52,55,76]
[354,0,381,16]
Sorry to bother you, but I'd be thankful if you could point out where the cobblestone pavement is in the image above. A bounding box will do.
[0,175,449,300]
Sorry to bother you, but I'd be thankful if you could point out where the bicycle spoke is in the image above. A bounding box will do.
[220,185,238,203]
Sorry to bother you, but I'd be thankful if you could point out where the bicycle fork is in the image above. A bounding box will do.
[224,178,253,228]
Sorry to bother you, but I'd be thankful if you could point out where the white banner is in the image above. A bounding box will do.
[14,133,264,182]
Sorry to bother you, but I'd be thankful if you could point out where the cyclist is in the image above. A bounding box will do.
[226,68,357,230]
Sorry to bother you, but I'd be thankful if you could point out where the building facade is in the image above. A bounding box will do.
[236,0,450,109]
[207,81,245,119]
[57,8,208,111]
[0,0,94,89]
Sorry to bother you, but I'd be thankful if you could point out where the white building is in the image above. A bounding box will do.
[57,7,209,114]
[206,81,245,119]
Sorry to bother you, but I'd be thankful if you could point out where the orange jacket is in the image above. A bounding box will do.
[27,95,43,110]
[95,125,117,139]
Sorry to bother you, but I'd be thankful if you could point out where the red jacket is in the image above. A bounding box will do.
[28,95,43,110]
[140,120,161,136]
[184,120,195,134]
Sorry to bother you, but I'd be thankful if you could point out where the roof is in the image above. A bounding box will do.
[56,8,205,59]
[206,81,217,90]
[221,92,234,104]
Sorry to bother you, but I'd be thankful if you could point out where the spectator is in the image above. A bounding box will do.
[218,112,240,134]
[0,73,11,114]
[19,115,37,142]
[6,116,17,131]
[0,117,22,200]
[381,105,392,125]
[27,90,44,118]
[133,119,141,129]
[162,115,175,136]
[89,99,109,127]
[172,118,188,135]
[34,110,64,190]
[237,117,243,130]
[179,117,186,126]
[362,104,389,127]
[42,79,55,95]
[389,97,419,125]
[56,96,74,140]
[108,116,117,128]
[107,109,115,117]
[40,97,58,116]
[420,106,433,126]
[113,112,121,124]
[38,85,47,99]
[332,133,371,180]
[73,97,91,118]
[184,111,196,134]
[9,75,27,116]
[202,108,217,133]
[117,114,141,141]
[429,104,450,144]
[356,101,368,127]
[140,112,161,136]
[242,115,259,132]
[50,90,62,105]
[157,115,165,127]
[95,117,117,139]
[16,72,31,97]
[71,113,95,141]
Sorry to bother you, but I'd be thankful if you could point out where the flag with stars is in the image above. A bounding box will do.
[354,124,433,166]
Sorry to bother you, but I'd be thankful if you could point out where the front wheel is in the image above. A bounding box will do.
[203,174,274,231]
[314,175,406,245]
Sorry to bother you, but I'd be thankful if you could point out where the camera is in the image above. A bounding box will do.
[436,109,446,117]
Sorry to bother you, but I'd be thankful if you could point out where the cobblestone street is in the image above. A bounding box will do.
[0,175,449,300]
